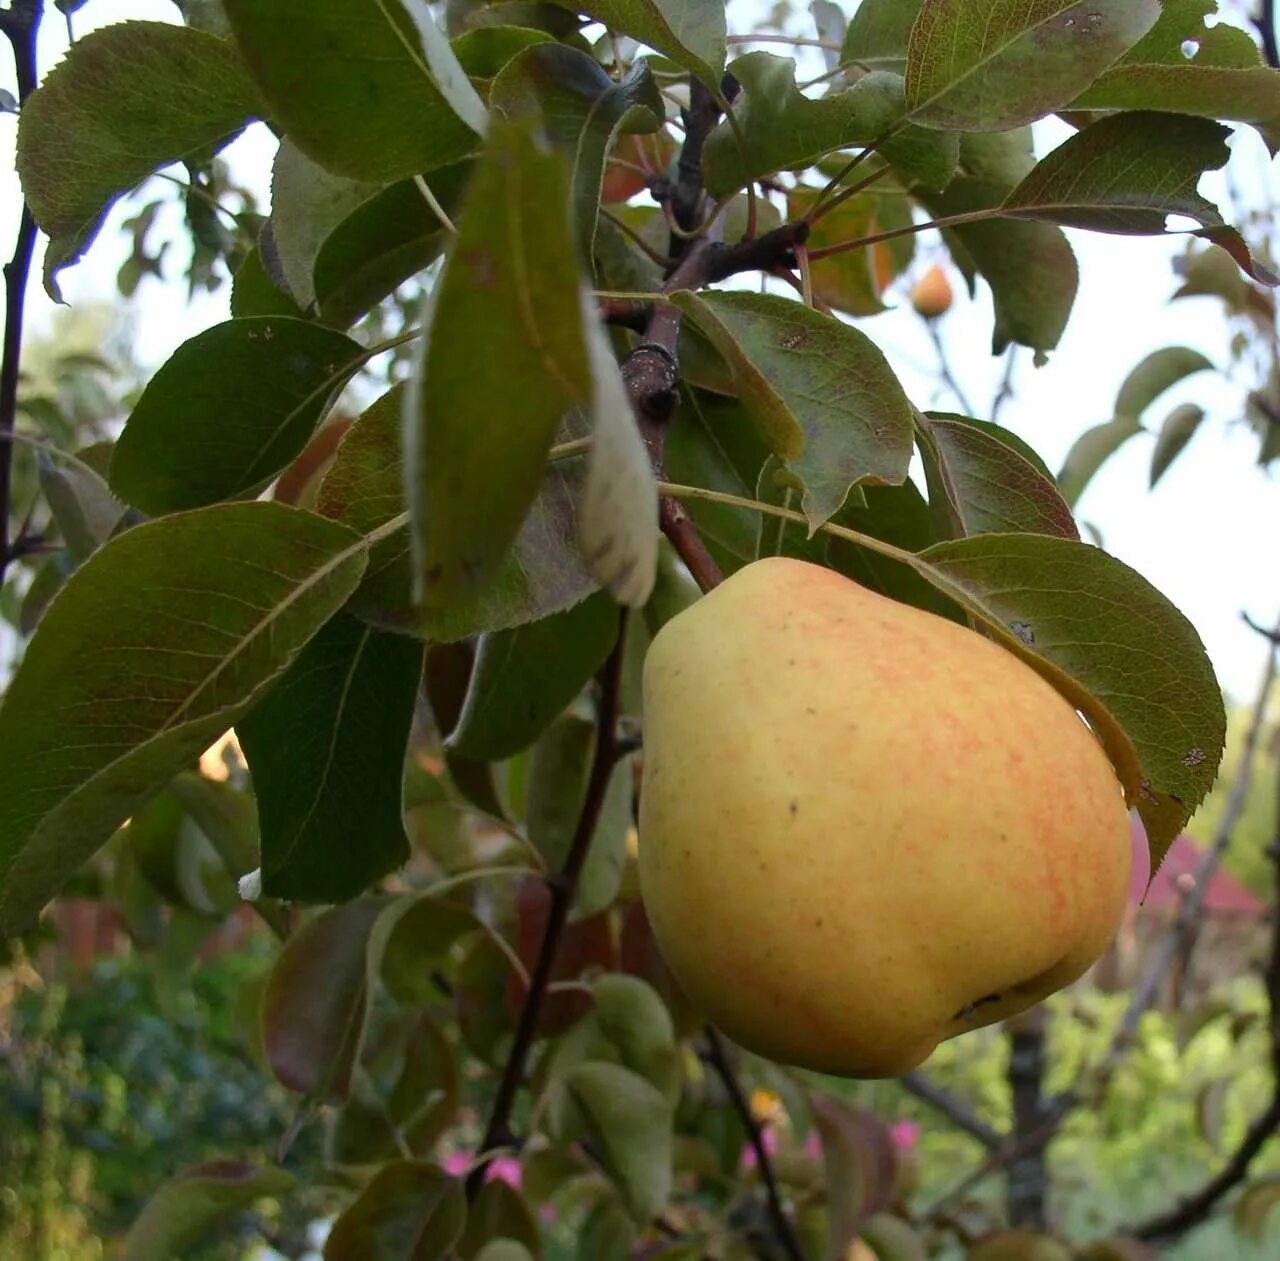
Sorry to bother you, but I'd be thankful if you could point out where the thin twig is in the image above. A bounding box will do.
[466,612,629,1201]
[413,175,456,234]
[990,346,1018,422]
[927,320,976,416]
[900,1072,1001,1150]
[702,1027,805,1261]
[0,0,44,589]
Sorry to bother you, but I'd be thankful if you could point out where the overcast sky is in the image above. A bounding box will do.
[1,0,1277,710]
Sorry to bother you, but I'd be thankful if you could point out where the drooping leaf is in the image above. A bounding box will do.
[671,290,914,531]
[406,117,590,608]
[324,1161,466,1261]
[224,0,486,182]
[842,0,922,74]
[1149,402,1206,487]
[559,1062,673,1223]
[590,973,680,1100]
[268,141,380,313]
[526,714,633,918]
[1072,1,1280,153]
[458,1179,540,1259]
[1115,346,1216,417]
[901,533,1226,861]
[317,386,599,640]
[0,503,368,935]
[490,46,662,255]
[447,591,618,761]
[15,21,260,295]
[786,184,915,316]
[918,413,1079,539]
[110,318,363,514]
[376,892,481,1005]
[1233,1175,1280,1242]
[1002,112,1276,282]
[575,305,659,608]
[565,0,725,88]
[1056,417,1144,507]
[577,1199,635,1261]
[453,25,555,86]
[232,244,305,320]
[238,614,422,903]
[170,771,258,879]
[904,1,1160,131]
[914,179,1078,356]
[703,53,958,197]
[860,1213,929,1261]
[966,1232,1073,1260]
[811,1096,897,1256]
[263,897,386,1101]
[123,1162,294,1261]
[37,452,123,561]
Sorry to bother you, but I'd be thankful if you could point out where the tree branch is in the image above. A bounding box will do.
[1005,1010,1050,1228]
[899,1071,1002,1150]
[0,0,44,590]
[1257,2,1279,70]
[702,1026,805,1261]
[467,609,629,1201]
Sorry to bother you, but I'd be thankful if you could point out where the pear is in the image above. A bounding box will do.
[637,557,1132,1077]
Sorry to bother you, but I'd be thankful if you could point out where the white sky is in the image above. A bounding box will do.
[1,0,1278,707]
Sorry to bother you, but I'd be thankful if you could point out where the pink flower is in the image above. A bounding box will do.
[804,1131,822,1160]
[486,1156,524,1189]
[740,1126,780,1170]
[889,1121,922,1152]
[441,1152,470,1178]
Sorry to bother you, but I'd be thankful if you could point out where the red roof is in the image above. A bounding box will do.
[1127,817,1266,915]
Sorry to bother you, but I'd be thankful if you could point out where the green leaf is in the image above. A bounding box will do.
[224,0,485,182]
[842,0,922,74]
[324,1161,466,1260]
[1002,112,1276,282]
[476,1244,536,1261]
[787,184,914,317]
[490,46,662,256]
[575,310,659,608]
[526,715,633,918]
[578,1199,636,1261]
[170,771,258,878]
[703,53,957,198]
[918,414,1079,539]
[671,290,914,531]
[37,452,123,561]
[907,533,1225,860]
[860,1213,929,1261]
[966,1232,1072,1261]
[0,502,368,936]
[564,0,724,88]
[1056,417,1143,507]
[123,1162,294,1261]
[1072,1,1280,153]
[317,386,599,640]
[560,1062,673,1222]
[1149,402,1206,487]
[1115,345,1215,417]
[447,591,618,761]
[811,1096,897,1255]
[238,614,421,903]
[914,179,1077,356]
[458,1180,540,1259]
[268,141,381,313]
[406,116,590,608]
[1073,1240,1159,1261]
[109,318,363,514]
[264,898,385,1101]
[314,166,470,328]
[232,245,306,320]
[904,0,1160,130]
[590,973,680,1100]
[454,26,555,84]
[377,893,480,1005]
[15,21,259,296]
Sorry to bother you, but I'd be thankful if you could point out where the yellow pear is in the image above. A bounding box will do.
[637,557,1132,1077]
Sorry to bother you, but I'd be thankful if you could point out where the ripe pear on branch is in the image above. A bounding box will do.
[638,558,1131,1078]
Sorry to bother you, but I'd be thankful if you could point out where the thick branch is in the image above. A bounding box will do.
[899,1072,1001,1150]
[467,611,629,1200]
[0,0,44,589]
[702,1026,805,1261]
[1006,1011,1050,1229]
[1257,2,1279,70]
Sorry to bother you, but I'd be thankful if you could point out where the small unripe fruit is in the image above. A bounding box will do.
[911,263,953,320]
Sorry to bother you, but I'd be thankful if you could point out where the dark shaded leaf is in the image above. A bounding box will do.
[904,0,1160,130]
[811,1096,897,1255]
[577,1198,635,1261]
[490,46,662,255]
[263,898,385,1102]
[16,21,259,295]
[671,290,914,530]
[703,53,957,197]
[0,503,368,935]
[324,1161,466,1260]
[319,388,598,642]
[568,0,724,87]
[406,117,590,608]
[225,0,485,182]
[110,318,362,513]
[1233,1175,1280,1242]
[1056,417,1143,507]
[458,1179,540,1259]
[239,614,422,902]
[123,1162,293,1261]
[448,591,618,761]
